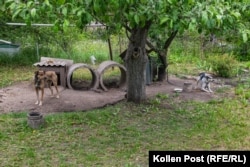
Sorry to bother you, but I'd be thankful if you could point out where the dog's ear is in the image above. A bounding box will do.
[34,71,38,75]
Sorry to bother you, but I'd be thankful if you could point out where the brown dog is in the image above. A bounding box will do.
[34,70,59,106]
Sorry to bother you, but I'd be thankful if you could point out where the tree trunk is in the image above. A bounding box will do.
[156,31,178,81]
[157,50,167,81]
[125,24,151,103]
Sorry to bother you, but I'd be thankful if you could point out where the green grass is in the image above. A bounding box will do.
[71,68,93,80]
[44,38,123,64]
[0,65,36,88]
[0,92,249,166]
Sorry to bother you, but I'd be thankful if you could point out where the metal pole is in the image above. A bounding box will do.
[6,22,105,27]
[36,42,39,61]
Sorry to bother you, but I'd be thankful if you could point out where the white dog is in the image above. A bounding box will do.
[197,72,214,93]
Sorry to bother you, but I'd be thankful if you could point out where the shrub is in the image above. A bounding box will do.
[207,54,239,78]
[233,42,250,61]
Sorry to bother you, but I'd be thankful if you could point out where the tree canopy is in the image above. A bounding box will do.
[2,1,249,37]
[1,0,249,103]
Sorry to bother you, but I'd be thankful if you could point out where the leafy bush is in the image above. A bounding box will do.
[245,62,250,69]
[233,42,250,61]
[207,54,239,78]
[0,50,38,66]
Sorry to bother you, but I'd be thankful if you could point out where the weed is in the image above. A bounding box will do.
[149,98,161,105]
[207,54,239,78]
[155,93,169,100]
[245,62,250,69]
[215,86,231,93]
[235,85,244,96]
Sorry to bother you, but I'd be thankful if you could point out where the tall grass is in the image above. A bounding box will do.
[0,35,125,87]
[33,39,122,64]
[0,50,37,87]
[167,34,247,77]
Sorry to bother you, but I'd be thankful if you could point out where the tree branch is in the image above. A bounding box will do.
[123,23,134,43]
[146,39,158,54]
[163,30,178,49]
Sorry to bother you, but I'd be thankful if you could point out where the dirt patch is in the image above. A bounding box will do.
[0,75,233,115]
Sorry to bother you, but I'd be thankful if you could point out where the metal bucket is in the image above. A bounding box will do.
[27,112,44,129]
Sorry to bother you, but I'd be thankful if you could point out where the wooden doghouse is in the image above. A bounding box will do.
[33,57,73,88]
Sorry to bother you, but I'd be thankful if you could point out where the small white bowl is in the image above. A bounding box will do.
[174,88,183,93]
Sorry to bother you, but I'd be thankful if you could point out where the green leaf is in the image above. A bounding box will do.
[242,32,248,43]
[170,19,173,29]
[93,1,100,13]
[86,13,92,23]
[167,0,173,4]
[63,19,70,30]
[188,0,194,4]
[160,17,169,25]
[27,1,33,8]
[188,22,195,31]
[30,8,36,18]
[134,14,139,25]
[62,7,67,16]
[76,10,83,16]
[57,0,65,5]
[227,16,233,24]
[140,0,147,4]
[201,11,208,23]
[12,8,22,19]
[216,15,222,20]
[44,0,50,6]
[231,11,241,18]
[9,3,16,10]
[25,19,32,26]
[126,0,134,3]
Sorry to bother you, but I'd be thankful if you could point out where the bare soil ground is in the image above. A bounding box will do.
[0,75,234,114]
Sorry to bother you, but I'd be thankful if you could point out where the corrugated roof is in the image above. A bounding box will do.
[33,61,66,67]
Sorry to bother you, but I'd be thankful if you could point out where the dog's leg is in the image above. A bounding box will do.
[53,81,60,98]
[201,82,210,93]
[48,81,54,97]
[39,89,44,106]
[196,80,201,90]
[52,74,59,99]
[201,88,210,93]
[207,83,213,93]
[35,89,39,105]
[55,86,59,99]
